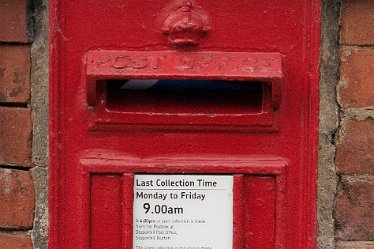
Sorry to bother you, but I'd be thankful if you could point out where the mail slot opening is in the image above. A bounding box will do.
[103,79,269,115]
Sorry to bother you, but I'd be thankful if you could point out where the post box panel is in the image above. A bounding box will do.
[79,156,286,249]
[90,174,123,249]
[49,0,320,249]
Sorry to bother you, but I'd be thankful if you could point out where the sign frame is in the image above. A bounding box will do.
[78,156,287,249]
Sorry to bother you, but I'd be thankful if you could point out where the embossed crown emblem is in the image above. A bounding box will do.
[162,0,211,47]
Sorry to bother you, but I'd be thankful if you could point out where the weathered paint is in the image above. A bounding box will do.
[49,0,321,248]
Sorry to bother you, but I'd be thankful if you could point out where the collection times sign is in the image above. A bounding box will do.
[133,175,233,249]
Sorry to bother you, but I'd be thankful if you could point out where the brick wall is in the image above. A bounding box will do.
[335,0,374,249]
[0,0,35,248]
[0,1,374,249]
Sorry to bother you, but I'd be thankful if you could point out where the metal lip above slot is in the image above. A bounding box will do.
[85,50,284,132]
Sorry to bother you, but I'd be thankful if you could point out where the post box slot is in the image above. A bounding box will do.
[89,78,276,130]
[85,50,283,130]
[104,79,265,115]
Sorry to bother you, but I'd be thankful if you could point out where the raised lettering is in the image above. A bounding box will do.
[112,55,131,69]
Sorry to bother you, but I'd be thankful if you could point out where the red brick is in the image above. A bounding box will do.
[338,48,374,108]
[340,0,374,45]
[0,233,33,249]
[0,45,31,103]
[335,177,374,240]
[0,107,32,167]
[337,242,374,249]
[0,168,35,229]
[0,0,28,43]
[336,120,374,174]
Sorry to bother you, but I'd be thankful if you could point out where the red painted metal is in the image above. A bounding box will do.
[49,0,321,248]
[91,174,123,249]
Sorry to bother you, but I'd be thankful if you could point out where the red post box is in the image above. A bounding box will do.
[49,1,321,248]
